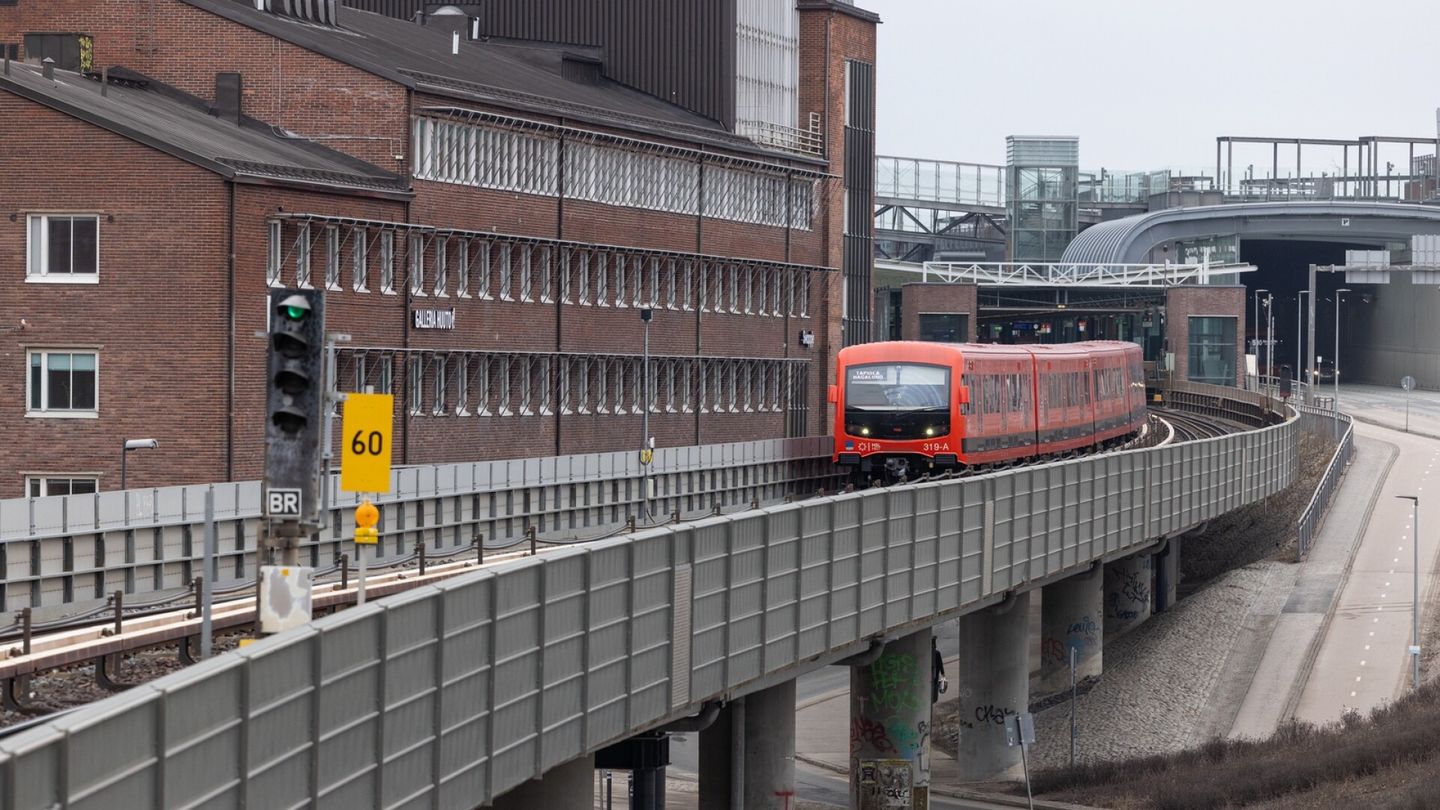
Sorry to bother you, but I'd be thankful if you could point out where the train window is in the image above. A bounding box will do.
[845,363,950,411]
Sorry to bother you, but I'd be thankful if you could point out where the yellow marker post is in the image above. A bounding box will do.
[355,499,380,605]
[341,393,394,494]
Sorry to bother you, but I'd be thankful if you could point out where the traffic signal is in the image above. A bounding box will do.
[264,288,325,527]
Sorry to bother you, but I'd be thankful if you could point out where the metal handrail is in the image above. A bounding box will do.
[1295,405,1355,558]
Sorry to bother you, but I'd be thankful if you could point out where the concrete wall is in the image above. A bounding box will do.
[1348,275,1440,388]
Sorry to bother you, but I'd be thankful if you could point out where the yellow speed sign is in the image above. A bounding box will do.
[341,393,394,493]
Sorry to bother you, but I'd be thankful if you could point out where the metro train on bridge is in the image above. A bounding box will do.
[831,340,1147,480]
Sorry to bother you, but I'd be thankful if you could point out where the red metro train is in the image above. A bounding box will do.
[830,340,1147,480]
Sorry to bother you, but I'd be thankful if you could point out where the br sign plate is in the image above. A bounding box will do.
[341,393,394,493]
[266,488,302,518]
[1402,375,1416,392]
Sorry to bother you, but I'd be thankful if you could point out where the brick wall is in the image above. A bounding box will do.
[1165,286,1246,386]
[900,283,978,342]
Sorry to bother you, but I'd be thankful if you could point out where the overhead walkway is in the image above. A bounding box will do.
[0,382,1299,809]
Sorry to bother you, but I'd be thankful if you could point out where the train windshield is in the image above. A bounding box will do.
[845,363,950,411]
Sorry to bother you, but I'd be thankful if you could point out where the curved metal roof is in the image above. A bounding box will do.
[1062,201,1440,264]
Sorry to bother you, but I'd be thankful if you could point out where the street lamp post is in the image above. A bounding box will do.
[1253,289,1268,390]
[1296,291,1309,396]
[1335,288,1351,430]
[1264,292,1274,394]
[120,438,159,491]
[1396,495,1421,690]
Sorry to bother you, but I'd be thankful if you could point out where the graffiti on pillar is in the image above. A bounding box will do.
[913,720,931,786]
[851,716,897,757]
[773,789,795,810]
[858,759,913,809]
[1044,615,1100,667]
[867,651,919,713]
[1108,570,1150,621]
[960,703,1016,731]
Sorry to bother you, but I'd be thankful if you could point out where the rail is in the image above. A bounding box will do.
[0,437,841,619]
[0,383,1297,810]
[1295,405,1355,558]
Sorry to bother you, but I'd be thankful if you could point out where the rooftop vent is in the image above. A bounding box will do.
[262,0,340,27]
[561,53,602,85]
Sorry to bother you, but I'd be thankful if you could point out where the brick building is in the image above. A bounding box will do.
[0,0,878,496]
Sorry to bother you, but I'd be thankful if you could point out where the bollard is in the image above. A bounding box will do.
[189,576,204,619]
[111,590,123,636]
[418,541,427,576]
[340,553,350,591]
[19,607,31,656]
[527,525,537,556]
[475,533,485,565]
[625,516,636,532]
[671,509,681,524]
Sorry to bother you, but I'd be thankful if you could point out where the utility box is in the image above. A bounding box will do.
[259,565,315,634]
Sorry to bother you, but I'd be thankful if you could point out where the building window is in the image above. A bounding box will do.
[324,226,341,290]
[475,358,492,416]
[614,255,627,308]
[27,214,99,282]
[520,245,534,302]
[499,243,514,301]
[27,476,99,498]
[540,247,553,304]
[498,357,514,416]
[352,229,369,292]
[457,241,470,298]
[919,313,968,343]
[519,358,534,415]
[1188,316,1237,386]
[380,231,395,293]
[377,355,393,394]
[577,250,590,305]
[28,350,97,417]
[614,359,627,415]
[409,354,425,415]
[538,357,553,415]
[576,358,590,413]
[596,360,608,414]
[432,355,448,415]
[595,253,609,306]
[476,240,491,299]
[683,260,694,311]
[295,223,312,288]
[665,360,677,413]
[682,361,693,412]
[434,237,448,297]
[267,221,282,287]
[409,234,425,296]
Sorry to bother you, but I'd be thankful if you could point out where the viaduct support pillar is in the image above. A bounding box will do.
[1104,553,1153,637]
[850,628,933,809]
[489,753,595,809]
[1154,537,1182,613]
[698,681,796,810]
[955,592,1029,782]
[1038,565,1103,696]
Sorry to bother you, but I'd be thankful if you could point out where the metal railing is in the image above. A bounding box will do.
[875,155,1006,209]
[0,383,1298,810]
[1295,405,1355,558]
[916,261,1257,287]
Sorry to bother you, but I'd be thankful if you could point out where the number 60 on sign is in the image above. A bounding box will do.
[341,393,394,493]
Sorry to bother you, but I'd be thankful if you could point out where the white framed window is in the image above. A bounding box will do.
[519,357,534,415]
[576,358,590,413]
[475,358,492,416]
[409,354,425,415]
[434,237,449,297]
[666,259,677,310]
[612,359,626,415]
[520,245,533,302]
[798,270,810,317]
[457,240,470,298]
[376,355,394,395]
[560,360,572,414]
[786,270,796,317]
[380,231,396,294]
[771,271,783,316]
[698,262,709,312]
[756,269,768,315]
[630,359,644,415]
[539,247,553,304]
[476,241,492,299]
[665,360,677,413]
[409,234,426,296]
[743,362,754,412]
[27,350,98,417]
[632,255,645,308]
[699,360,709,413]
[432,355,448,416]
[295,223,312,288]
[577,251,590,305]
[614,255,628,308]
[682,260,694,311]
[498,357,513,416]
[559,248,572,305]
[27,476,99,498]
[711,263,724,313]
[729,264,740,314]
[325,226,341,290]
[27,214,99,283]
[538,357,553,415]
[727,362,738,412]
[648,257,659,308]
[596,253,609,306]
[755,364,768,412]
[743,267,753,314]
[596,360,608,413]
[771,362,783,411]
[499,243,514,300]
[352,229,369,292]
[713,362,725,413]
[681,360,693,413]
[267,220,283,287]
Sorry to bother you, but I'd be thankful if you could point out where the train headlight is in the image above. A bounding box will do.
[860,427,870,436]
[925,427,936,436]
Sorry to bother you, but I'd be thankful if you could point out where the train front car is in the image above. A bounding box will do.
[832,342,961,482]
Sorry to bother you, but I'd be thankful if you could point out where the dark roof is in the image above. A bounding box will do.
[181,0,821,163]
[0,63,409,197]
[797,0,882,24]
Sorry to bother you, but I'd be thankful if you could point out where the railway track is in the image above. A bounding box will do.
[1152,407,1240,442]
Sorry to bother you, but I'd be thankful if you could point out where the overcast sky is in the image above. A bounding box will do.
[865,0,1440,173]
